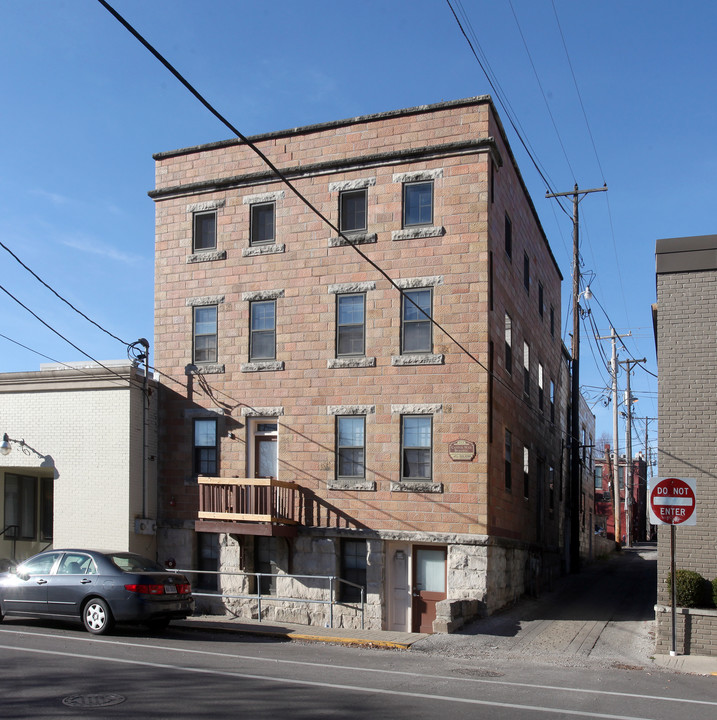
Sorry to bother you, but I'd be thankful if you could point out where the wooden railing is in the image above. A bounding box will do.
[197,477,298,525]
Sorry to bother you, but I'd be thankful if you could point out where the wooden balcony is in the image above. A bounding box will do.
[196,477,299,537]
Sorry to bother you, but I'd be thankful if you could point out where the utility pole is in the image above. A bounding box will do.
[618,358,645,547]
[597,327,630,549]
[546,183,607,573]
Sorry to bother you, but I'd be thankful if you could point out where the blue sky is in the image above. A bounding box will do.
[2,1,714,458]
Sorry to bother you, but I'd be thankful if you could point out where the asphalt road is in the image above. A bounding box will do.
[1,606,715,720]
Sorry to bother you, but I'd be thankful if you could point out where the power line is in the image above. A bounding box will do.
[0,239,132,347]
[0,282,132,385]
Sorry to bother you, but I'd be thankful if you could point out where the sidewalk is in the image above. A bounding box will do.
[174,615,717,675]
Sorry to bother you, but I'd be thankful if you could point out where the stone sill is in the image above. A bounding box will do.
[240,361,285,373]
[392,226,445,241]
[328,357,376,369]
[189,364,225,375]
[327,479,377,491]
[187,250,227,263]
[390,481,443,493]
[655,605,717,617]
[242,243,285,257]
[392,354,444,366]
[329,233,377,247]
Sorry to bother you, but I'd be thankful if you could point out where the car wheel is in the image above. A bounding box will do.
[83,598,114,635]
[145,618,170,632]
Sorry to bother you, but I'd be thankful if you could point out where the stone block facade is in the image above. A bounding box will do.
[655,234,717,656]
[151,97,582,632]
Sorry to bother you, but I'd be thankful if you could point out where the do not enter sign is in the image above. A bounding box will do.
[649,477,697,526]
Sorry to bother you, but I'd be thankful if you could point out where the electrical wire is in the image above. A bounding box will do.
[0,239,132,348]
[0,282,132,386]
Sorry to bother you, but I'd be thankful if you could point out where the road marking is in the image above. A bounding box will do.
[0,643,657,720]
[1,628,716,709]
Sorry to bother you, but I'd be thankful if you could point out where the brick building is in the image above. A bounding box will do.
[0,362,157,565]
[593,448,648,543]
[150,97,573,632]
[654,234,717,656]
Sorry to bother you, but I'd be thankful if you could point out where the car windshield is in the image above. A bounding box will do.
[109,553,165,573]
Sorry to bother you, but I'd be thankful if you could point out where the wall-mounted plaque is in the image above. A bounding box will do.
[448,439,476,461]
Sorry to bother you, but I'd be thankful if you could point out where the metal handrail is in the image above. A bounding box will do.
[172,568,365,629]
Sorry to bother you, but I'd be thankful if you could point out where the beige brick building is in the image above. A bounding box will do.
[0,362,157,565]
[151,97,577,632]
[655,234,717,656]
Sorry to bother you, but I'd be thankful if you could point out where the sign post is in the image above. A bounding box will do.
[649,477,697,656]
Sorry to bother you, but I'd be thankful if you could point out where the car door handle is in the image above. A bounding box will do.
[36,579,48,585]
[80,579,92,584]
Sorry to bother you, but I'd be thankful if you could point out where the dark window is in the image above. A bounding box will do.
[550,305,555,337]
[337,416,365,480]
[250,300,276,360]
[403,181,433,227]
[254,537,282,596]
[523,446,530,499]
[549,465,555,511]
[194,418,217,476]
[340,539,367,602]
[505,430,512,491]
[193,305,218,363]
[401,416,432,481]
[340,189,367,233]
[4,474,37,539]
[523,342,530,398]
[197,532,219,591]
[40,478,53,541]
[250,203,275,245]
[538,363,544,412]
[504,313,512,374]
[538,282,544,318]
[193,211,216,252]
[523,252,530,293]
[550,380,556,423]
[402,288,432,353]
[337,294,365,356]
[504,213,512,259]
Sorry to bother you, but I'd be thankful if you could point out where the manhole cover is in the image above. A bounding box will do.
[62,694,126,708]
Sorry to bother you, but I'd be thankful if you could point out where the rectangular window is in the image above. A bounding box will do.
[40,478,53,541]
[550,305,555,337]
[402,288,432,353]
[193,211,216,252]
[401,415,432,481]
[504,213,512,259]
[194,418,217,475]
[523,341,530,397]
[523,446,530,499]
[4,474,37,539]
[538,282,544,318]
[523,252,530,293]
[538,363,544,412]
[193,305,218,364]
[250,202,275,245]
[504,430,512,491]
[340,189,367,233]
[340,539,367,602]
[504,313,512,374]
[337,416,365,480]
[550,380,556,423]
[250,300,276,360]
[594,465,603,490]
[337,294,365,356]
[549,465,555,511]
[197,532,219,591]
[403,181,433,227]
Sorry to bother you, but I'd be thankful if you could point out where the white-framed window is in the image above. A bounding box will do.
[194,418,217,476]
[402,288,432,354]
[250,300,276,361]
[401,415,432,481]
[193,305,218,364]
[337,294,365,356]
[336,416,365,480]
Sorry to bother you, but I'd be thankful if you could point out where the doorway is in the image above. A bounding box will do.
[248,419,278,480]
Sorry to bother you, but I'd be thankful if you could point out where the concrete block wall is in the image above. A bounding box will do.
[656,236,717,655]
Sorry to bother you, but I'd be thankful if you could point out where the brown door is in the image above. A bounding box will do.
[411,545,447,633]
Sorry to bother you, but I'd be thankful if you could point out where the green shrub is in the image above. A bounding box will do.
[666,570,713,608]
